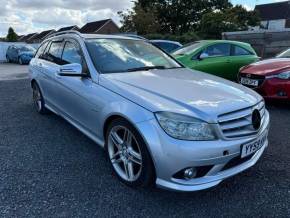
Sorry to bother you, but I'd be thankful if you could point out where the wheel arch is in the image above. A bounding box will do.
[31,79,37,88]
[103,114,157,177]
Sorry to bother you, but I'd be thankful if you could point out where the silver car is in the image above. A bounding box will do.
[29,31,270,192]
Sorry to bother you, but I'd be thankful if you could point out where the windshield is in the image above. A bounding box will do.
[19,45,36,52]
[172,42,202,55]
[85,38,182,73]
[276,48,290,58]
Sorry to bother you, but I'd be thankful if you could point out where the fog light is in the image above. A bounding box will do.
[184,167,197,180]
[277,91,287,97]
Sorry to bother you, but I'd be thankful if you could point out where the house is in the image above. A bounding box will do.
[79,19,119,34]
[18,33,38,42]
[255,1,290,30]
[57,25,79,32]
[28,29,56,43]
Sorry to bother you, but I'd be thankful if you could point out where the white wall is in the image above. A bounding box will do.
[268,19,286,30]
[261,19,286,30]
[0,42,39,63]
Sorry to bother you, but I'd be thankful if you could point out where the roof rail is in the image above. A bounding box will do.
[45,30,82,39]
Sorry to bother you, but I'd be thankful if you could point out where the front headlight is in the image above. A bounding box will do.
[267,71,290,80]
[155,112,216,141]
[276,71,290,80]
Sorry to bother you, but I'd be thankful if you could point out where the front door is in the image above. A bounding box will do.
[53,39,101,134]
[193,43,232,80]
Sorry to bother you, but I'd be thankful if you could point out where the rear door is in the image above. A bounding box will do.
[39,40,64,108]
[193,43,232,79]
[229,45,259,81]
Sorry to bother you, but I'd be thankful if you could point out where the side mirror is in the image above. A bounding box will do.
[199,52,209,60]
[58,63,87,77]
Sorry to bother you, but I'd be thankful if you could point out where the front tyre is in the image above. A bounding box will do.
[32,82,49,114]
[106,118,155,188]
[18,57,23,65]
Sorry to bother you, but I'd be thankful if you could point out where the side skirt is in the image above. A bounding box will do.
[45,103,105,148]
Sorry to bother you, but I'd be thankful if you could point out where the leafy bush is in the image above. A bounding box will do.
[144,31,200,44]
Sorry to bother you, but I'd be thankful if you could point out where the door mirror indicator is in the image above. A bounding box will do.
[58,63,87,77]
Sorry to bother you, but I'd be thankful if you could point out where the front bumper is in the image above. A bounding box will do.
[136,110,270,192]
[256,78,290,100]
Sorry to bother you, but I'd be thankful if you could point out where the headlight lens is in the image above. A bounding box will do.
[276,71,290,80]
[155,112,216,141]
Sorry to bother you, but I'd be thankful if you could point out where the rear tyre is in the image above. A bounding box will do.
[6,55,10,63]
[32,82,49,114]
[105,118,155,188]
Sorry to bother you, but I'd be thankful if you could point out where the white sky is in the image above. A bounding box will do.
[0,0,133,36]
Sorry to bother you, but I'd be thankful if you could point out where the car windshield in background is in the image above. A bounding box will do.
[85,38,182,74]
[276,48,290,58]
[20,46,35,52]
[172,42,202,55]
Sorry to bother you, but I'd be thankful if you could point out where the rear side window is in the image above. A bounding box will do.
[62,41,82,65]
[204,43,231,57]
[46,41,63,64]
[233,45,252,56]
[35,41,49,58]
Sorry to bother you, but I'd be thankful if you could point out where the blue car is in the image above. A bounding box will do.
[6,45,36,65]
[150,40,182,53]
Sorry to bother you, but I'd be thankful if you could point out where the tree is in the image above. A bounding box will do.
[199,5,260,39]
[119,0,233,35]
[119,4,160,34]
[6,27,18,42]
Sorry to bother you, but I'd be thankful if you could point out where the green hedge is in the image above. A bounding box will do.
[144,31,200,44]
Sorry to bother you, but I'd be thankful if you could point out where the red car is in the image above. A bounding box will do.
[239,49,290,100]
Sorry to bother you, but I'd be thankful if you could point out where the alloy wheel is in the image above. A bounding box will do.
[32,85,42,112]
[108,126,142,182]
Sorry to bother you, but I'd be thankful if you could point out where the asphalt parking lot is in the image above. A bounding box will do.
[0,64,289,217]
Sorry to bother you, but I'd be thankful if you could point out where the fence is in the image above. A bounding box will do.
[222,29,290,58]
[0,42,39,63]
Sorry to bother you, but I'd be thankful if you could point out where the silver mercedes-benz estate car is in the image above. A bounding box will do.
[29,31,270,192]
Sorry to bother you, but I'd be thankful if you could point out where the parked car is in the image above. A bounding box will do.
[150,40,182,53]
[29,32,269,192]
[172,40,259,81]
[239,48,290,100]
[6,45,36,64]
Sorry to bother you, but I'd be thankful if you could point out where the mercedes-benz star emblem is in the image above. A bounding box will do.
[252,109,261,130]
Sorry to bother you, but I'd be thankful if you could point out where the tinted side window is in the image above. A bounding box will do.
[35,41,49,58]
[154,42,180,53]
[62,41,82,65]
[46,41,63,64]
[205,43,230,57]
[233,45,251,56]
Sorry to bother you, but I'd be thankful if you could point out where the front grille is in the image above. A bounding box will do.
[218,101,265,139]
[239,73,265,88]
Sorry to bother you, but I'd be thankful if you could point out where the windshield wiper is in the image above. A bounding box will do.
[126,66,166,72]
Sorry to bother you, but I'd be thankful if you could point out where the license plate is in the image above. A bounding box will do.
[240,77,259,87]
[241,131,267,158]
